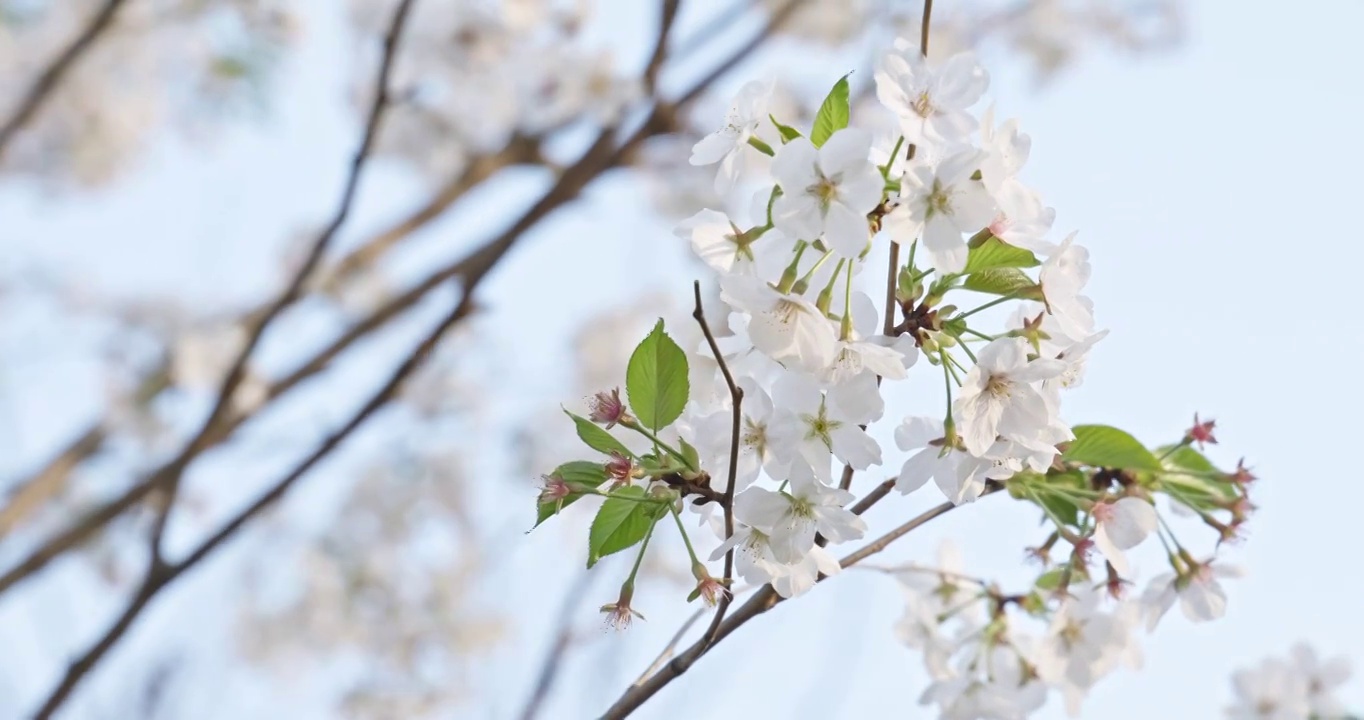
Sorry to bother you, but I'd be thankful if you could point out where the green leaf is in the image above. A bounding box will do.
[1036,490,1079,528]
[961,267,1041,298]
[587,486,663,568]
[810,74,851,147]
[1063,425,1164,472]
[533,461,608,528]
[678,437,701,472]
[565,409,633,458]
[770,114,803,143]
[625,320,690,431]
[1034,568,1069,591]
[1158,444,1220,474]
[964,236,1041,273]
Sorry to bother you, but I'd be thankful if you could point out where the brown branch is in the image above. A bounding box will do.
[600,485,996,719]
[29,290,472,720]
[643,0,682,94]
[0,0,418,595]
[690,280,743,644]
[0,0,803,599]
[0,0,130,162]
[920,0,935,56]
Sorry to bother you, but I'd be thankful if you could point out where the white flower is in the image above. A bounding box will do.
[894,417,1015,503]
[688,377,788,493]
[875,44,988,148]
[1291,644,1353,718]
[1226,658,1312,720]
[979,108,1032,192]
[885,150,997,274]
[1142,561,1243,630]
[1034,587,1140,709]
[988,179,1056,256]
[732,475,866,563]
[822,290,918,387]
[720,275,837,372]
[770,545,843,598]
[1039,232,1095,341]
[770,129,884,257]
[769,373,882,483]
[690,79,773,193]
[1091,497,1157,577]
[676,210,789,278]
[953,337,1066,456]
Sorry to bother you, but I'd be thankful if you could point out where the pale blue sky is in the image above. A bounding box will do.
[3,1,1363,718]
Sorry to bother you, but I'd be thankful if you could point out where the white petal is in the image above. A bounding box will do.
[1104,497,1157,550]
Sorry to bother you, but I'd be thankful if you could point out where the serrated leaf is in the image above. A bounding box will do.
[625,320,690,431]
[1063,425,1163,472]
[810,74,851,147]
[964,236,1041,273]
[587,486,662,568]
[770,114,803,143]
[961,267,1040,297]
[533,461,608,528]
[565,409,633,458]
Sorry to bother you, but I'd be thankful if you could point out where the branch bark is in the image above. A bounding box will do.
[0,0,130,162]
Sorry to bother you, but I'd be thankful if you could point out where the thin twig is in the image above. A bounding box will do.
[690,281,743,644]
[0,0,130,162]
[920,0,934,56]
[600,485,996,719]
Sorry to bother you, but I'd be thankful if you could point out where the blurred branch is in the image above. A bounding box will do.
[30,291,473,720]
[0,0,130,163]
[517,571,597,720]
[600,483,1004,719]
[0,0,420,594]
[0,0,806,596]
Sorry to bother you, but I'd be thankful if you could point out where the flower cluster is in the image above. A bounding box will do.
[1225,645,1354,719]
[531,37,1259,719]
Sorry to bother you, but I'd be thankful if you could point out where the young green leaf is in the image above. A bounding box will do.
[565,409,634,458]
[810,74,851,147]
[961,267,1041,298]
[1063,425,1164,472]
[625,320,690,431]
[1034,568,1070,591]
[963,236,1041,273]
[770,114,803,143]
[587,486,663,567]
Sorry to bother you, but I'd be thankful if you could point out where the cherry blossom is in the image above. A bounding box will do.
[691,79,774,193]
[770,129,884,257]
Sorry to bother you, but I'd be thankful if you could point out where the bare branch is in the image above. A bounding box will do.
[29,286,471,720]
[0,0,130,162]
[690,280,742,644]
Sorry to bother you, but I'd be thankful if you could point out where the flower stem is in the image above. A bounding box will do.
[621,421,697,472]
[880,136,905,181]
[670,505,703,567]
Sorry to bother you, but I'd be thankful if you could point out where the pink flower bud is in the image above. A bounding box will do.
[1185,413,1218,448]
[590,388,629,428]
